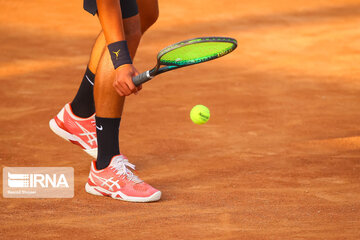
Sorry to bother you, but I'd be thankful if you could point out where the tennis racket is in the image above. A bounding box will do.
[132,36,237,86]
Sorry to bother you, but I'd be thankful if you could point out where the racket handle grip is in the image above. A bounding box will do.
[132,70,153,87]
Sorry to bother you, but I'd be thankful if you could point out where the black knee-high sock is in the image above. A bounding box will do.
[70,67,95,118]
[95,116,121,170]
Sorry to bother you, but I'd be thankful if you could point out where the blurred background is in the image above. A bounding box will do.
[0,1,359,239]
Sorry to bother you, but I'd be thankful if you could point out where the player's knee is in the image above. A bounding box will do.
[147,9,159,27]
[141,9,159,34]
[124,16,142,41]
[125,29,142,43]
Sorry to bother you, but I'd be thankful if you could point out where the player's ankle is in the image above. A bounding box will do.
[96,154,118,170]
[95,116,121,170]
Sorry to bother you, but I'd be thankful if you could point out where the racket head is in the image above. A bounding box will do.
[157,37,237,67]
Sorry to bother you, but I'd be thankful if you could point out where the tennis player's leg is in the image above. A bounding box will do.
[138,0,159,34]
[86,14,161,202]
[49,0,160,159]
[54,0,159,118]
[71,32,105,118]
[88,32,106,74]
[48,32,106,158]
[93,15,141,165]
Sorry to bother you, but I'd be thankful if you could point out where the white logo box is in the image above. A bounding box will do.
[3,167,74,198]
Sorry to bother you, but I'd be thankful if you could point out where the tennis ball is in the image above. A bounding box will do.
[190,105,210,125]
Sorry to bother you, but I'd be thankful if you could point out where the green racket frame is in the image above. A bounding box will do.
[132,37,237,86]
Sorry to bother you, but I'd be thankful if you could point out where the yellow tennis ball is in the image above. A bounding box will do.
[190,105,210,125]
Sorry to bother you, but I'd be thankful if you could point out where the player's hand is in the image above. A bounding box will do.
[113,64,142,96]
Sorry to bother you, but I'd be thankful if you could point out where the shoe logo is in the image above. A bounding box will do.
[112,49,121,60]
[91,172,120,191]
[74,122,97,146]
[85,75,94,86]
[96,125,103,131]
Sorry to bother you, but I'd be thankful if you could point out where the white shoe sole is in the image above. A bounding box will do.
[49,119,97,158]
[85,183,162,203]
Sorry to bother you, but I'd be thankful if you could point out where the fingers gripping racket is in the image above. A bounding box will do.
[132,37,237,86]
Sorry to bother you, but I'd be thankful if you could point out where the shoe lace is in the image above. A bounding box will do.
[111,155,142,184]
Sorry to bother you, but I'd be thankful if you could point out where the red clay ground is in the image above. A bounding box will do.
[1,0,360,239]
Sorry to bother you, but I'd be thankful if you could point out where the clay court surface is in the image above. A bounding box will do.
[1,0,360,239]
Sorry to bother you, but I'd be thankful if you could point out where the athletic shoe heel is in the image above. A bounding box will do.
[85,183,103,196]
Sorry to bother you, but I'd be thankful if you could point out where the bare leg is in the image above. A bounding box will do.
[94,15,142,118]
[94,0,159,117]
[92,1,159,170]
[138,0,159,34]
[70,31,106,118]
[53,1,160,159]
[88,32,106,73]
[89,0,159,74]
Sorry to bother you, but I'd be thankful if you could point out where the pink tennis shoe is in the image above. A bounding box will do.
[49,103,97,158]
[85,155,161,202]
